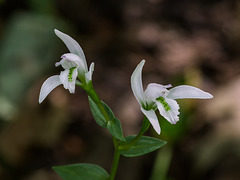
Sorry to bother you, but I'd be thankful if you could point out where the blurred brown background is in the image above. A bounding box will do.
[0,0,240,180]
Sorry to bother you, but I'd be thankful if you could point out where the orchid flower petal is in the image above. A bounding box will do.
[167,85,213,99]
[144,83,171,104]
[59,69,70,89]
[131,60,145,106]
[59,53,87,73]
[55,54,78,69]
[59,68,78,93]
[54,29,88,70]
[39,75,61,103]
[141,108,161,134]
[85,62,95,83]
[68,68,78,93]
[156,98,180,124]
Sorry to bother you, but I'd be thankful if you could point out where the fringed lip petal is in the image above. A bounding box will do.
[39,75,61,103]
[155,98,180,124]
[68,68,78,93]
[167,85,213,100]
[131,60,145,106]
[54,29,88,70]
[59,68,78,93]
[141,108,161,134]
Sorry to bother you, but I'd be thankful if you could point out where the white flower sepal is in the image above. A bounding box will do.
[38,29,94,103]
[131,60,213,134]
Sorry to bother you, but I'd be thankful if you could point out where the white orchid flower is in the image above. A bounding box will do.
[131,60,213,134]
[39,29,94,103]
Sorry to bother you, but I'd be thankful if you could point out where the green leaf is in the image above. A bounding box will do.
[88,96,107,128]
[102,102,125,141]
[101,100,115,120]
[119,136,166,157]
[88,96,125,141]
[107,118,125,141]
[53,163,109,180]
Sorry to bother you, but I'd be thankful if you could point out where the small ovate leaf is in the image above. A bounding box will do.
[107,118,125,141]
[88,96,107,128]
[88,96,125,141]
[53,163,109,180]
[101,101,125,141]
[119,136,166,157]
[101,100,115,121]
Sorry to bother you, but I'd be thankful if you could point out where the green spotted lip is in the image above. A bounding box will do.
[68,67,77,82]
[156,96,171,111]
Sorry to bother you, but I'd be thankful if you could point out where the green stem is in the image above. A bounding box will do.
[119,117,150,150]
[76,81,122,179]
[76,82,151,179]
[129,118,149,144]
[139,117,151,134]
[109,138,120,180]
[109,118,150,179]
[82,83,111,123]
[149,145,173,180]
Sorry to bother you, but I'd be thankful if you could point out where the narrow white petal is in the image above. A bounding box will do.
[54,29,88,70]
[156,98,180,124]
[131,60,145,105]
[85,62,95,83]
[144,83,170,104]
[39,75,61,103]
[168,85,213,99]
[141,108,161,134]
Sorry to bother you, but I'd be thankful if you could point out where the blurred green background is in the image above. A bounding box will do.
[0,0,240,180]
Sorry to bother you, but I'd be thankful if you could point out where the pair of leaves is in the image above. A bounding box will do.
[53,137,166,180]
[88,96,125,141]
[119,136,166,157]
[53,163,109,180]
[88,96,166,156]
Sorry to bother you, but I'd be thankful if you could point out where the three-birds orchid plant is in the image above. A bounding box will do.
[38,30,213,180]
